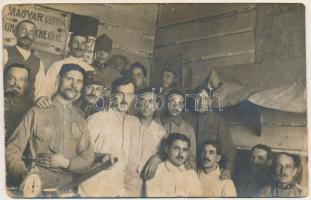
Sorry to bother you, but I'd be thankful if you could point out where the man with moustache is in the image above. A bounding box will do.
[37,32,94,108]
[124,87,166,196]
[145,133,201,197]
[78,76,138,197]
[74,72,106,118]
[4,63,32,143]
[3,20,46,101]
[198,141,236,197]
[260,153,307,197]
[6,64,94,190]
[234,144,274,197]
[159,64,179,96]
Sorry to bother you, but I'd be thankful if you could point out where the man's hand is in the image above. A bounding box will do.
[143,155,162,180]
[36,96,53,109]
[220,168,232,180]
[37,153,70,169]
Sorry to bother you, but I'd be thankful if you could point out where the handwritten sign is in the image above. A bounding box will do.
[3,4,71,55]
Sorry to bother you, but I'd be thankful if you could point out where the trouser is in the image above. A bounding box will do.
[124,166,144,197]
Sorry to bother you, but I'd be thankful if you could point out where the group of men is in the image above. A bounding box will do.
[3,19,306,197]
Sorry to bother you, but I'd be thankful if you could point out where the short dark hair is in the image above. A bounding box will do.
[15,20,37,32]
[111,76,133,94]
[275,152,301,168]
[4,63,30,79]
[130,62,147,77]
[200,141,222,155]
[251,144,273,160]
[167,89,184,100]
[166,133,191,149]
[69,32,88,45]
[58,63,86,83]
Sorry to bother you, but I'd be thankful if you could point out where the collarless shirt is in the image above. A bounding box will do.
[260,182,307,197]
[43,56,95,98]
[198,165,237,197]
[146,161,202,197]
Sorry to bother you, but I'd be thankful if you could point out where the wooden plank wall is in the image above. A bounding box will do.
[154,4,257,89]
[44,4,158,83]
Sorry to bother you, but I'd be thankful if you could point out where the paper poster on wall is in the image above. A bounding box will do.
[3,4,71,55]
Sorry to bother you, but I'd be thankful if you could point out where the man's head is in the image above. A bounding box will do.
[4,63,30,97]
[167,89,184,117]
[199,141,222,170]
[106,54,128,73]
[93,34,113,65]
[57,63,86,101]
[136,87,156,118]
[165,133,190,167]
[250,144,273,172]
[14,20,37,50]
[161,67,178,90]
[191,86,213,113]
[82,73,105,104]
[110,76,135,111]
[68,33,88,58]
[274,152,299,186]
[129,62,147,90]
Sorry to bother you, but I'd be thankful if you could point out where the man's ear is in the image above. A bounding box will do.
[293,167,298,177]
[266,159,273,167]
[217,154,222,163]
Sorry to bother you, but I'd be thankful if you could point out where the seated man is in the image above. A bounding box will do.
[145,133,201,197]
[260,152,307,197]
[5,64,94,190]
[234,144,274,197]
[74,72,106,118]
[198,141,236,197]
[4,63,32,143]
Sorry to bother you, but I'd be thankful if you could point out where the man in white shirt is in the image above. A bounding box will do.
[197,141,237,197]
[37,32,94,108]
[78,76,137,197]
[3,20,46,101]
[146,133,201,197]
[125,87,166,196]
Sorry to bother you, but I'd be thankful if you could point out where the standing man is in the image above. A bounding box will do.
[125,87,166,196]
[91,34,121,93]
[6,64,94,190]
[78,76,137,197]
[260,152,306,197]
[3,20,46,102]
[129,62,147,91]
[184,87,237,180]
[74,72,106,118]
[198,141,236,197]
[234,144,274,197]
[161,89,196,167]
[4,63,32,143]
[159,64,179,96]
[145,133,201,197]
[37,32,94,107]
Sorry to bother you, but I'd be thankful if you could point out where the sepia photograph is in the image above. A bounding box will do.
[1,2,308,198]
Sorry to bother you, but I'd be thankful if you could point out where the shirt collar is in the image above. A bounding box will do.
[53,95,73,109]
[200,164,221,177]
[16,45,31,60]
[162,115,183,126]
[164,160,186,172]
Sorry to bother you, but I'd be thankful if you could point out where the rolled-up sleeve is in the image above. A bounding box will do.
[67,121,94,173]
[6,109,34,181]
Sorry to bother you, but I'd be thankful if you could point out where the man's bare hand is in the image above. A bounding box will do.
[143,155,162,180]
[37,153,69,169]
[220,169,232,180]
[36,96,53,109]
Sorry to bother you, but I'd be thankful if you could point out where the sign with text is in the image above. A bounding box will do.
[3,4,71,55]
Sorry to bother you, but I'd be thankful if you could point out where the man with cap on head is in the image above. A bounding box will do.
[74,72,107,118]
[160,62,179,96]
[91,34,122,95]
[3,20,46,102]
[36,32,95,108]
